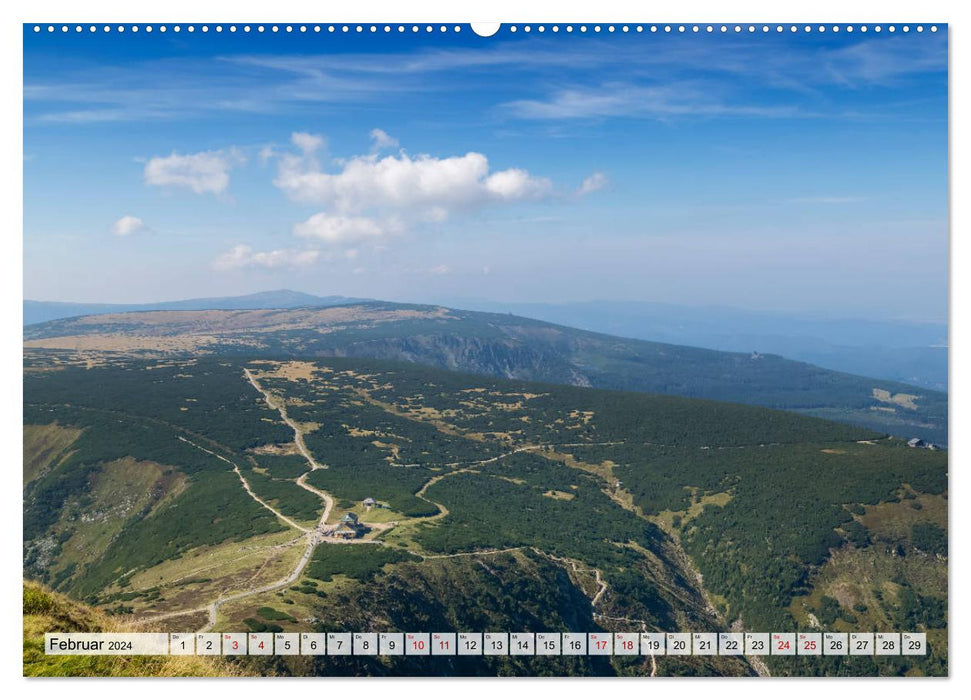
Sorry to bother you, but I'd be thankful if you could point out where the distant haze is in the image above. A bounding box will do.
[437,298,948,392]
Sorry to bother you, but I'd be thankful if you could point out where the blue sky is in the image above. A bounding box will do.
[23,25,948,321]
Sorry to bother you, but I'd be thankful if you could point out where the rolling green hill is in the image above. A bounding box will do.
[24,301,947,444]
[23,354,947,676]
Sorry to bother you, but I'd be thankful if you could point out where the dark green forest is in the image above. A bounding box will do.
[23,354,948,676]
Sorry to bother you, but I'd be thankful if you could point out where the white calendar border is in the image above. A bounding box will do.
[4,0,963,699]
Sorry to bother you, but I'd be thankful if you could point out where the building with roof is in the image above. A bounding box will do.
[333,511,365,539]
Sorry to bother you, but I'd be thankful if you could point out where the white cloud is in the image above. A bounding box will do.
[370,128,399,151]
[577,172,608,196]
[291,131,325,154]
[485,168,552,200]
[505,84,797,121]
[25,37,944,125]
[293,213,391,244]
[144,148,243,195]
[275,141,552,224]
[213,244,320,271]
[430,264,450,275]
[265,132,569,260]
[110,215,148,236]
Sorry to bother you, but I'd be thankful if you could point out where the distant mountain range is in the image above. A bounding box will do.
[23,290,368,326]
[443,299,949,392]
[26,291,948,392]
[23,294,948,445]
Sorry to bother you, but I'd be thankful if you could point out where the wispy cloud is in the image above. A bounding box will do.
[813,37,948,87]
[505,83,802,121]
[24,55,407,125]
[225,36,943,86]
[24,34,945,125]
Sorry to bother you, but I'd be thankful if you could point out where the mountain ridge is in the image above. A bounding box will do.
[23,289,369,326]
[445,298,949,391]
[26,291,949,391]
[23,300,947,444]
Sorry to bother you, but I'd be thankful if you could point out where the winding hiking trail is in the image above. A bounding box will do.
[139,366,765,677]
[163,437,320,631]
[390,442,625,470]
[532,548,665,674]
[142,370,342,631]
[244,367,334,528]
[156,370,525,631]
[177,436,309,533]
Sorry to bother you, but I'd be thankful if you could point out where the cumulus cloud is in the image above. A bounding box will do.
[370,128,399,151]
[577,172,608,196]
[274,144,552,223]
[110,215,149,236]
[213,244,320,271]
[144,148,244,195]
[262,131,568,261]
[485,168,552,200]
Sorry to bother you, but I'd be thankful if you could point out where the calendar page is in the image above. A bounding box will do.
[22,18,948,680]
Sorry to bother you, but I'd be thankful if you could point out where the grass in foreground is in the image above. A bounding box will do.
[23,580,261,677]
